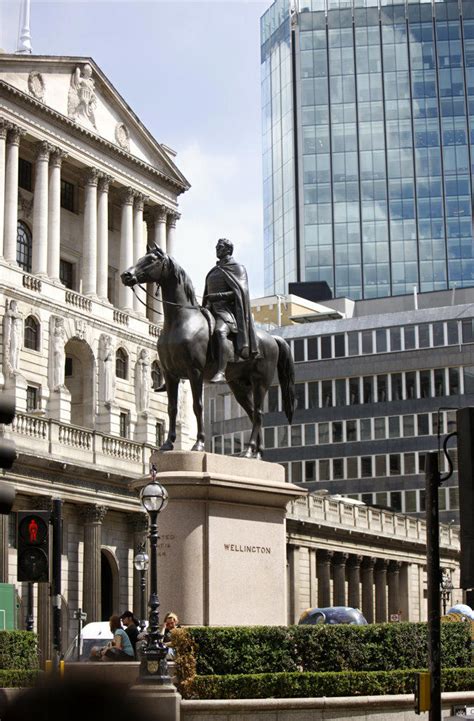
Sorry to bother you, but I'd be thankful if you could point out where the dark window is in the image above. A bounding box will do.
[447,320,459,345]
[418,324,430,348]
[361,331,373,354]
[432,322,444,346]
[295,383,305,410]
[233,433,241,455]
[291,425,302,446]
[214,436,222,454]
[349,377,359,405]
[434,368,445,397]
[293,339,305,362]
[264,427,275,449]
[18,158,32,191]
[307,337,318,360]
[321,335,331,359]
[332,422,343,443]
[65,357,73,376]
[308,382,319,409]
[391,373,403,400]
[462,319,474,343]
[375,329,387,353]
[420,370,431,398]
[404,325,416,349]
[405,371,416,399]
[334,334,345,357]
[375,455,386,476]
[116,348,128,379]
[305,460,316,482]
[335,378,346,406]
[449,367,459,395]
[292,462,302,483]
[155,422,164,448]
[26,386,38,412]
[348,332,359,355]
[361,456,373,477]
[61,180,75,212]
[321,380,332,407]
[119,411,129,439]
[304,423,315,445]
[417,414,429,435]
[60,260,74,289]
[346,420,357,441]
[377,375,387,402]
[333,458,344,480]
[390,327,401,351]
[16,221,32,272]
[390,492,402,513]
[389,454,401,475]
[24,316,39,351]
[268,386,279,412]
[363,376,374,404]
[360,419,371,440]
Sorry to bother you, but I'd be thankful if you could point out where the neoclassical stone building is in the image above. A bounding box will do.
[0,53,195,660]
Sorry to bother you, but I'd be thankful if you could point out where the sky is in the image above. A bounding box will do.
[0,0,269,297]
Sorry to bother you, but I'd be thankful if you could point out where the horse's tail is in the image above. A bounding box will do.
[275,336,295,424]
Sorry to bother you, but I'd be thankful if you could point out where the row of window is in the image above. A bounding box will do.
[267,365,469,414]
[344,486,459,515]
[290,318,474,363]
[19,158,75,212]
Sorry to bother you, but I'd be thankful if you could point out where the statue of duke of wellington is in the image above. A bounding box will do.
[203,238,259,383]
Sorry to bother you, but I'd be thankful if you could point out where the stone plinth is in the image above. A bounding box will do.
[48,386,71,423]
[132,452,304,627]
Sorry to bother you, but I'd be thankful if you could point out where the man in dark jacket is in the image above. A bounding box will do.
[203,238,258,383]
[120,610,139,656]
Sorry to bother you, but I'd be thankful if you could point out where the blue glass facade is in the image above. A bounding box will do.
[261,0,474,299]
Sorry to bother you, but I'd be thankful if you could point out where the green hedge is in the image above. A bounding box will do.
[188,667,474,700]
[189,623,471,676]
[0,632,39,670]
[0,670,39,688]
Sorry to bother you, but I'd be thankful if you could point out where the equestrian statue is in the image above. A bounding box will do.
[121,239,295,459]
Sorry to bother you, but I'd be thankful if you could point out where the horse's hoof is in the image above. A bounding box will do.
[191,441,205,452]
[240,447,256,460]
[160,440,174,452]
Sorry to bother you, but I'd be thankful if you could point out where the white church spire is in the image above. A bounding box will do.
[16,0,32,54]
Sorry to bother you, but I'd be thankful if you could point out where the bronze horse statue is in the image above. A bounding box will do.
[121,246,295,459]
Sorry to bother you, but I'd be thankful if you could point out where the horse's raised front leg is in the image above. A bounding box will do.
[160,376,179,452]
[189,369,205,452]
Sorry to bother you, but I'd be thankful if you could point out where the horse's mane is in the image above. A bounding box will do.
[166,255,197,305]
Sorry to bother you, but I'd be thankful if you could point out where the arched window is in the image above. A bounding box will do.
[16,221,32,273]
[115,347,128,379]
[151,361,163,390]
[24,316,40,351]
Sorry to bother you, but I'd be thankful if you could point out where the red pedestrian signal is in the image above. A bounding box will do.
[17,511,50,582]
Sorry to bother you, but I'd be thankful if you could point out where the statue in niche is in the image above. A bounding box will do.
[135,348,151,414]
[51,317,66,390]
[4,300,22,377]
[100,335,115,406]
[67,63,97,129]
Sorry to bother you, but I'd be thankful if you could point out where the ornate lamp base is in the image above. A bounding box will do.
[139,640,171,685]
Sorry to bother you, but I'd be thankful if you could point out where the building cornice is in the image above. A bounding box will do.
[0,79,190,195]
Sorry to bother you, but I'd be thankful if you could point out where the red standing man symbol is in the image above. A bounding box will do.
[28,518,38,542]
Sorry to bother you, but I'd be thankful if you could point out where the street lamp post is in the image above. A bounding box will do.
[139,466,170,683]
[134,543,149,632]
[440,569,454,616]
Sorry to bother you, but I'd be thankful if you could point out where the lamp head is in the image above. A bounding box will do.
[134,550,149,571]
[140,480,168,514]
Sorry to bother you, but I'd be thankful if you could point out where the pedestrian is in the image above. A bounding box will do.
[99,615,134,661]
[120,610,140,656]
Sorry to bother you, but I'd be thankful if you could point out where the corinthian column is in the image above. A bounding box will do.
[317,549,333,607]
[82,169,99,297]
[0,121,9,258]
[32,141,51,276]
[154,205,167,250]
[362,557,375,623]
[118,188,135,310]
[348,554,362,609]
[166,210,179,257]
[388,560,402,618]
[80,504,107,623]
[375,558,389,622]
[97,174,112,301]
[333,552,348,606]
[4,126,25,263]
[48,149,67,281]
[133,194,146,315]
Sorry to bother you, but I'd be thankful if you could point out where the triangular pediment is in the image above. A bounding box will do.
[0,54,189,190]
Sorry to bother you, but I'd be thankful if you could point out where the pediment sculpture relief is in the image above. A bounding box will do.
[28,71,45,101]
[115,123,130,151]
[67,63,97,130]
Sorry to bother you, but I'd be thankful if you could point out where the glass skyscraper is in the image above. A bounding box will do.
[261,0,474,299]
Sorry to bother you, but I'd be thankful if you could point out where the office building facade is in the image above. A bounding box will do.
[261,0,474,300]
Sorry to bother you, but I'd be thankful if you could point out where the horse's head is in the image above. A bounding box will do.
[121,245,167,287]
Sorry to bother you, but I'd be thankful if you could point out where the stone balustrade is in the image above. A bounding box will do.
[65,289,92,312]
[287,493,460,550]
[10,412,152,475]
[22,273,42,292]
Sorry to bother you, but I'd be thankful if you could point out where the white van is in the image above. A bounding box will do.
[64,621,113,662]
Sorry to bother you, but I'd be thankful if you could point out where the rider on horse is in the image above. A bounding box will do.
[203,238,259,383]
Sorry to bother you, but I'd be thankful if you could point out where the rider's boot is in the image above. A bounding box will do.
[210,335,227,383]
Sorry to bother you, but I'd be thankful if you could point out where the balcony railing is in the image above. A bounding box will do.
[65,290,92,313]
[11,413,152,476]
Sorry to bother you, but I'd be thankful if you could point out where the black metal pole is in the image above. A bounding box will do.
[52,498,62,671]
[140,569,146,632]
[425,452,441,721]
[25,582,34,631]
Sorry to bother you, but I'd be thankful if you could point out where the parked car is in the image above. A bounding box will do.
[64,621,113,662]
[298,606,368,626]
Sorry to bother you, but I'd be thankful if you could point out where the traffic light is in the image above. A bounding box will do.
[17,511,50,582]
[456,407,474,589]
[0,392,17,515]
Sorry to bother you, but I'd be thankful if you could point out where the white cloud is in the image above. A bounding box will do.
[175,142,264,299]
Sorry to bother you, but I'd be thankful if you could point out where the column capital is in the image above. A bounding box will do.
[128,512,149,534]
[166,209,180,228]
[334,552,349,566]
[134,193,148,212]
[7,125,26,146]
[0,120,9,141]
[120,187,136,206]
[83,167,100,187]
[349,554,363,569]
[317,549,334,566]
[362,556,377,571]
[79,504,107,524]
[50,148,68,167]
[388,560,402,573]
[375,558,389,572]
[98,174,113,193]
[154,204,168,223]
[35,140,53,162]
[31,495,53,512]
